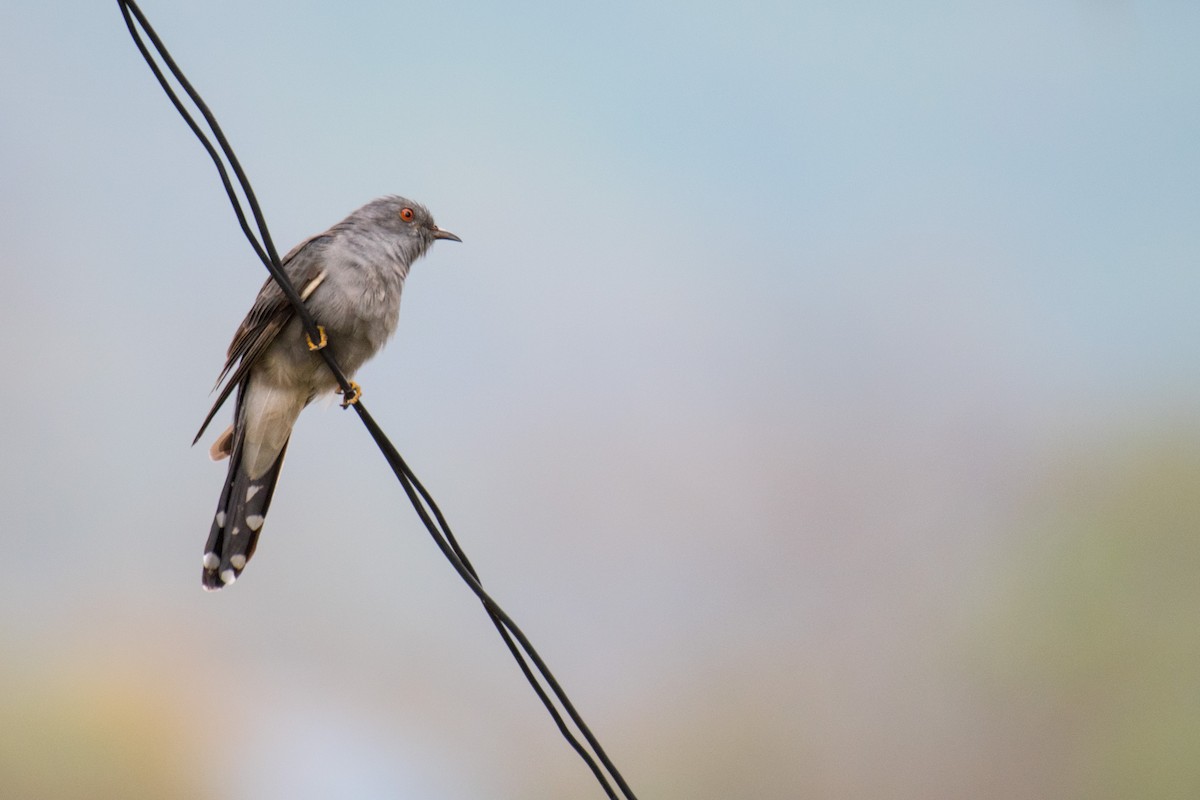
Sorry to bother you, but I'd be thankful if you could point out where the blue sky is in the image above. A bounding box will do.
[2,2,1199,798]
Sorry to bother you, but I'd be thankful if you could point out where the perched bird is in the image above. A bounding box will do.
[194,196,460,590]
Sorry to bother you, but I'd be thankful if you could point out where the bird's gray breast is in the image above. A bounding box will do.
[308,251,407,377]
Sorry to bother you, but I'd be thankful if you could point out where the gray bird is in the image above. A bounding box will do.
[194,196,460,590]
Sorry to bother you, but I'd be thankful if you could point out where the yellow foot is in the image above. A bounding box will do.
[340,381,362,408]
[305,325,327,351]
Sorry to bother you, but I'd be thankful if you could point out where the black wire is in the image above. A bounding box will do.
[398,457,638,798]
[117,0,363,405]
[116,3,637,799]
[358,407,626,798]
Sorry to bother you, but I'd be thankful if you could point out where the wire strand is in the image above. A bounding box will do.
[116,3,638,798]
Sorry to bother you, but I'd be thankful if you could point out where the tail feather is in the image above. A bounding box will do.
[201,437,290,591]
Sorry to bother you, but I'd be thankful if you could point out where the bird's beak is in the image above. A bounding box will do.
[432,227,462,243]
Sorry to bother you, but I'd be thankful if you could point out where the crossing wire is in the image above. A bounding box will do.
[116,3,639,798]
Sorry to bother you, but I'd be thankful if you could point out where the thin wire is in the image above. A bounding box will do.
[358,407,626,797]
[116,3,637,798]
[118,0,361,406]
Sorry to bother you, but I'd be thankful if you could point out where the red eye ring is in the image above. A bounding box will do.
[399,207,415,222]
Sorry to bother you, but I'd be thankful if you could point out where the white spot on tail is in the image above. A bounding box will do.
[203,552,219,570]
[230,526,241,537]
[246,484,262,502]
[246,514,265,531]
[220,569,237,586]
[230,554,247,570]
[215,511,226,528]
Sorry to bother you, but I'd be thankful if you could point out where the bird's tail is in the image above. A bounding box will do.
[201,435,289,591]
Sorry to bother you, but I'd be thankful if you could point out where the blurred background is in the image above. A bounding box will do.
[2,1,1198,797]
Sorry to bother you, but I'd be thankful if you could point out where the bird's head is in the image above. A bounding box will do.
[348,195,461,264]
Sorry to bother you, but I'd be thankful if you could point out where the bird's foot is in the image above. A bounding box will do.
[340,381,362,408]
[306,325,328,351]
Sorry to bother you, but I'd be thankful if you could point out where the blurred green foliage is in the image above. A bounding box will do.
[981,436,1200,800]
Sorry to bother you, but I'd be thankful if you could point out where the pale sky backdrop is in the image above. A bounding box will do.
[2,2,1199,798]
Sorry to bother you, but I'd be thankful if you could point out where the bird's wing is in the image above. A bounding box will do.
[193,234,332,445]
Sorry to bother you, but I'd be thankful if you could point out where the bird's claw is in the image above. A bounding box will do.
[306,325,328,351]
[340,381,362,408]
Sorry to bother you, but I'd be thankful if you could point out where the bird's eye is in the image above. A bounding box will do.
[399,207,415,222]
